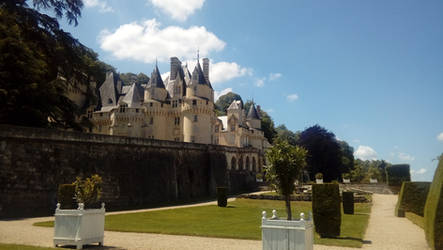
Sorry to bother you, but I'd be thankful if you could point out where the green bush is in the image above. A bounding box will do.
[312,184,341,237]
[57,184,75,209]
[315,173,323,179]
[424,155,443,250]
[395,182,431,217]
[342,191,354,214]
[216,187,227,207]
[73,174,102,208]
[386,164,411,186]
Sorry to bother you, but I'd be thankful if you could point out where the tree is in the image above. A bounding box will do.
[119,72,150,86]
[338,140,354,174]
[298,125,342,182]
[265,140,307,220]
[0,1,108,129]
[274,124,299,146]
[215,92,242,115]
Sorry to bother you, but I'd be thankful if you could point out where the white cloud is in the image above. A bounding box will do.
[437,132,443,142]
[286,94,299,102]
[354,145,378,161]
[269,73,282,81]
[83,0,113,12]
[214,88,233,101]
[255,78,265,87]
[265,108,274,113]
[149,0,205,21]
[161,71,170,81]
[411,168,427,175]
[209,62,252,84]
[398,152,415,162]
[99,19,225,63]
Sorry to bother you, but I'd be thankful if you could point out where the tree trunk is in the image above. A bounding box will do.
[285,194,292,220]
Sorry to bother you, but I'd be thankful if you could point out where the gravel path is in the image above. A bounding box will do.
[362,194,430,250]
[0,193,429,250]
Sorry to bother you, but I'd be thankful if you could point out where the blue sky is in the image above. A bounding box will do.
[56,0,442,181]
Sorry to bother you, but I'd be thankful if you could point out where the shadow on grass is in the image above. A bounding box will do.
[60,244,123,249]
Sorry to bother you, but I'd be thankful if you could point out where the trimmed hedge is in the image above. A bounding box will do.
[386,164,411,186]
[424,156,443,250]
[342,191,354,214]
[216,187,227,207]
[57,184,76,209]
[395,182,431,217]
[312,184,341,237]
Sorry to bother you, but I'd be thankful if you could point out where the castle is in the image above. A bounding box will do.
[90,57,270,152]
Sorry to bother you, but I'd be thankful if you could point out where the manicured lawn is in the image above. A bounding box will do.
[35,198,372,248]
[0,243,54,250]
[405,212,425,229]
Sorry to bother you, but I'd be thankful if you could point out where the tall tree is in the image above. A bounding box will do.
[298,125,342,182]
[265,140,307,220]
[215,92,242,115]
[0,0,108,129]
[274,124,299,146]
[338,140,354,174]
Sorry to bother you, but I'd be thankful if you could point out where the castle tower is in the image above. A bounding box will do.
[183,58,214,144]
[246,103,261,129]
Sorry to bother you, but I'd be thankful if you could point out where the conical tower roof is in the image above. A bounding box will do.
[148,65,165,89]
[247,103,260,120]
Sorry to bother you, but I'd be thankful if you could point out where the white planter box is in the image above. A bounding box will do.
[262,210,314,250]
[315,179,323,184]
[370,178,378,184]
[54,203,105,249]
[343,178,351,183]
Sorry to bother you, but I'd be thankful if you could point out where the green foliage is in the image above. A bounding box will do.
[338,141,354,175]
[396,182,431,217]
[73,174,102,208]
[351,159,391,183]
[119,72,150,85]
[216,187,228,207]
[424,155,443,250]
[265,140,307,219]
[315,173,323,179]
[312,184,341,237]
[386,164,411,186]
[57,184,75,209]
[342,191,354,214]
[342,173,350,179]
[215,92,242,115]
[0,2,110,130]
[274,124,299,146]
[298,125,342,182]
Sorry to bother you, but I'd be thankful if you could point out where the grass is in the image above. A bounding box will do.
[35,198,372,248]
[405,212,425,229]
[0,243,54,250]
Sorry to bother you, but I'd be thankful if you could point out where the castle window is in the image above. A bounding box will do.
[87,110,92,119]
[206,100,208,105]
[149,117,154,125]
[174,137,180,142]
[193,115,198,122]
[174,117,180,125]
[192,100,197,106]
[100,113,103,117]
[135,109,139,113]
[119,105,127,113]
[161,103,163,108]
[108,98,113,104]
[191,136,195,143]
[194,86,197,92]
[230,124,235,132]
[215,125,219,132]
[150,103,153,107]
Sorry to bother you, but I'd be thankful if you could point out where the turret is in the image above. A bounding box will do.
[99,72,120,108]
[186,58,213,102]
[246,103,261,129]
[144,65,168,101]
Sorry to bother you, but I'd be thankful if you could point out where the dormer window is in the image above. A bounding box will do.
[192,100,197,106]
[119,104,127,113]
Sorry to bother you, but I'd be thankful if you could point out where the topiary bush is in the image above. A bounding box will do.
[342,191,354,214]
[57,184,76,209]
[216,187,227,207]
[73,174,102,208]
[386,164,411,186]
[315,173,323,180]
[424,155,443,250]
[395,182,431,217]
[312,183,341,237]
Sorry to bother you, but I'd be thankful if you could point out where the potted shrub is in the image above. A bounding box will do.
[342,173,351,184]
[54,174,105,249]
[315,173,323,184]
[262,140,313,250]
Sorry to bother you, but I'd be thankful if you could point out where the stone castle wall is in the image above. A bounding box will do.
[0,125,261,218]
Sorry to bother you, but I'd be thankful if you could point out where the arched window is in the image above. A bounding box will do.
[238,157,243,170]
[246,156,250,171]
[252,157,256,172]
[231,157,237,170]
[108,98,113,104]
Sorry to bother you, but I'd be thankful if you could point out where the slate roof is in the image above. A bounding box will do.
[147,65,166,89]
[227,100,243,110]
[247,104,260,120]
[120,83,144,108]
[99,72,119,108]
[191,62,212,89]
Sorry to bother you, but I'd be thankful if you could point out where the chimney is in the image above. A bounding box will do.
[170,57,181,80]
[203,58,209,83]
